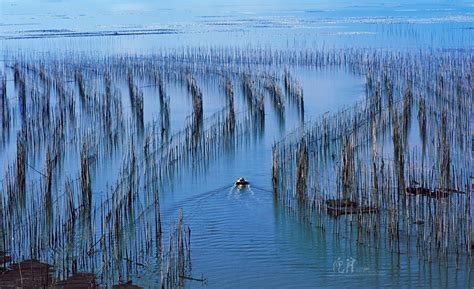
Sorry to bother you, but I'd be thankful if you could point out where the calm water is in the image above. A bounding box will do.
[1,1,473,288]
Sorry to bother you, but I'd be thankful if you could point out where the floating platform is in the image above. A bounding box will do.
[0,260,52,287]
[326,198,378,217]
[327,206,379,217]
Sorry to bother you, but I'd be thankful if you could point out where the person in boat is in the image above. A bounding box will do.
[235,177,249,186]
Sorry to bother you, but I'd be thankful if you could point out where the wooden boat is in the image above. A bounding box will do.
[405,187,458,198]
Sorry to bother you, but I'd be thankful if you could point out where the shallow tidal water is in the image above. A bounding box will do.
[1,1,473,288]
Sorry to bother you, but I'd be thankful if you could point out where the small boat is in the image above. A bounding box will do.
[235,177,249,186]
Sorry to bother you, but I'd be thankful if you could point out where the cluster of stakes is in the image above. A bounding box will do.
[0,46,472,287]
[272,48,473,265]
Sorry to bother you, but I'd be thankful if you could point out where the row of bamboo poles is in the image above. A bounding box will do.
[0,46,471,285]
[272,48,472,265]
